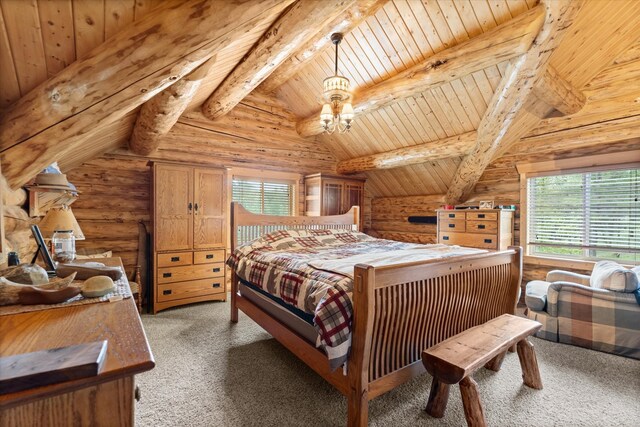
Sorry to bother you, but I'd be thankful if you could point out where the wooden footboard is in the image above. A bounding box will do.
[229,203,522,426]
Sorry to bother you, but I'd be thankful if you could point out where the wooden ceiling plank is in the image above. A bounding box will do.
[374,5,417,69]
[377,107,414,147]
[104,0,135,39]
[201,0,355,121]
[394,0,434,58]
[439,82,476,132]
[1,0,48,95]
[37,0,76,77]
[133,0,158,20]
[0,8,20,108]
[422,89,463,136]
[445,0,584,205]
[0,0,292,189]
[392,100,430,143]
[506,0,530,17]
[129,58,214,156]
[336,131,476,174]
[486,0,514,25]
[296,4,546,137]
[458,75,488,121]
[259,0,388,93]
[414,94,448,139]
[72,0,105,60]
[402,97,439,142]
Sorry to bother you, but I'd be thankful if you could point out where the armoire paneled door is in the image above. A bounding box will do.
[152,163,227,313]
[304,173,365,228]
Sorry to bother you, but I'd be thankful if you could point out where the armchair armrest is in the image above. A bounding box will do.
[546,270,591,286]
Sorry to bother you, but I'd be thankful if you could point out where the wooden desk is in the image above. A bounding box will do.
[0,258,155,426]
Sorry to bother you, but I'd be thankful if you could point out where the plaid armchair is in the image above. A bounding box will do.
[525,269,640,359]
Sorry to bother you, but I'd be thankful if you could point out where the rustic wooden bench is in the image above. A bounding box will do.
[421,314,543,427]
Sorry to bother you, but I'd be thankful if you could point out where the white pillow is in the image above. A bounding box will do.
[590,261,639,293]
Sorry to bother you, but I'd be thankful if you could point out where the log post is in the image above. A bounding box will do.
[129,58,215,156]
[296,5,546,137]
[201,0,356,121]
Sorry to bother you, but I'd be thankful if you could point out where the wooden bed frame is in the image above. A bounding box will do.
[229,202,522,426]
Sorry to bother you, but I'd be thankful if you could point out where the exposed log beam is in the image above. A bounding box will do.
[258,0,389,94]
[336,131,477,174]
[201,0,356,121]
[533,65,586,115]
[0,0,292,190]
[445,0,584,205]
[129,58,214,156]
[296,5,546,137]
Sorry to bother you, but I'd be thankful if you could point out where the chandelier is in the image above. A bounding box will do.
[320,33,354,134]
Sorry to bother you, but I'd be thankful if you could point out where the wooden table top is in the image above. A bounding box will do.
[0,258,155,408]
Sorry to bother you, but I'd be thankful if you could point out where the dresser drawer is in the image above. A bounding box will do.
[438,219,466,232]
[157,278,225,302]
[439,232,498,249]
[466,220,498,234]
[466,212,497,221]
[194,249,225,265]
[157,251,192,268]
[158,263,225,284]
[438,211,466,220]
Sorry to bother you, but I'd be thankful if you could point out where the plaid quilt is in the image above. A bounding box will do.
[227,229,426,370]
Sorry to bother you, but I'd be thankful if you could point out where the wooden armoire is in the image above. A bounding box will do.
[151,162,227,313]
[304,173,365,228]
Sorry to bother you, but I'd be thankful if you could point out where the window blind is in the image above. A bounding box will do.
[527,167,639,262]
[232,176,295,216]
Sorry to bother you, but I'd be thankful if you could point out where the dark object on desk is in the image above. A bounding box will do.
[0,340,108,394]
[8,252,20,266]
[408,215,437,224]
[56,263,123,281]
[30,225,56,275]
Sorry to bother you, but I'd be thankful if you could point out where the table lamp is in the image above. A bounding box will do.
[38,205,85,262]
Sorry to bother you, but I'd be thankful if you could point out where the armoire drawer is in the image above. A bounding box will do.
[438,211,465,220]
[157,251,193,268]
[466,212,498,221]
[466,220,498,234]
[157,279,225,302]
[194,250,225,265]
[439,232,498,249]
[157,263,225,284]
[438,219,465,232]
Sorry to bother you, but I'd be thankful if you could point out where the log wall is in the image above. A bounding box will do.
[1,175,34,268]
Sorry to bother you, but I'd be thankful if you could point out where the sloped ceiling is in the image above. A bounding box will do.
[273,0,640,197]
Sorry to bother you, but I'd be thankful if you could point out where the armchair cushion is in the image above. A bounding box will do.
[525,280,552,312]
[590,261,639,293]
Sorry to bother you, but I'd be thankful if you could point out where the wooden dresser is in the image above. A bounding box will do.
[304,173,365,228]
[152,163,227,313]
[437,209,514,250]
[0,258,154,427]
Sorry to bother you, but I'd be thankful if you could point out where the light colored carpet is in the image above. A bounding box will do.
[137,301,640,427]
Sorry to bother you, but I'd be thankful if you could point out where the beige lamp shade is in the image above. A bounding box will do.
[38,206,85,240]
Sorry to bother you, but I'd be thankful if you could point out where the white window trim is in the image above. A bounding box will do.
[517,150,640,269]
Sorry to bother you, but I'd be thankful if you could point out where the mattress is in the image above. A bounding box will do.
[239,281,318,344]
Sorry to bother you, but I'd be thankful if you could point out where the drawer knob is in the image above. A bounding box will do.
[206,254,214,259]
[448,213,455,218]
[162,273,172,278]
[484,239,492,244]
[135,386,141,402]
[448,223,455,228]
[478,214,485,218]
[163,290,172,295]
[171,256,180,262]
[212,283,221,288]
[212,268,221,273]
[478,224,486,229]
[443,236,449,241]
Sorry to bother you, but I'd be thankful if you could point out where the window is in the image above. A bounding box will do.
[526,167,639,263]
[232,176,295,216]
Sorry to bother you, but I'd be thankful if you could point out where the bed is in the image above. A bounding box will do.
[229,202,522,426]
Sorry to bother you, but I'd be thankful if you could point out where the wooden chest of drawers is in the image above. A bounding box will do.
[437,209,514,250]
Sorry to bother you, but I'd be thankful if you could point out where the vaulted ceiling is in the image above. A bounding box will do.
[1,0,639,199]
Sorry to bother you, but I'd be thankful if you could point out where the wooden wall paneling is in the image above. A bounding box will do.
[0,0,48,95]
[0,8,20,108]
[104,0,135,39]
[72,0,105,60]
[37,0,75,77]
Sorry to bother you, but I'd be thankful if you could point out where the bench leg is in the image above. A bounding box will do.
[484,351,507,372]
[508,343,517,353]
[459,376,486,427]
[516,339,543,390]
[426,378,450,418]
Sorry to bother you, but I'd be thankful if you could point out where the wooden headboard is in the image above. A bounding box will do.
[230,202,360,251]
